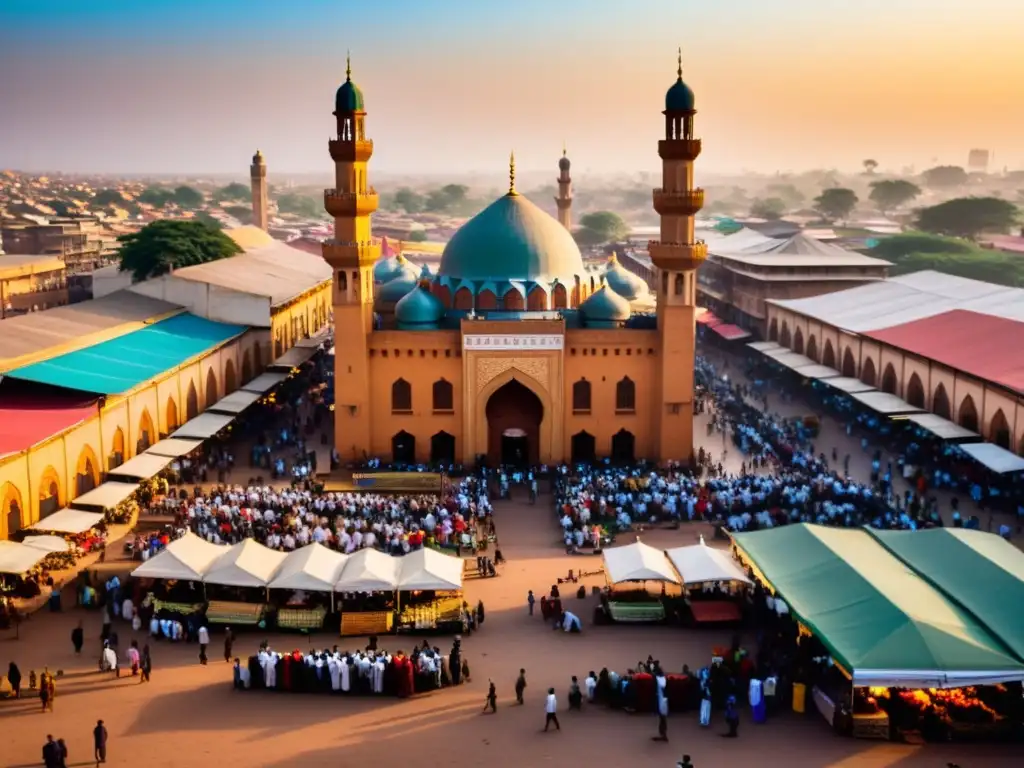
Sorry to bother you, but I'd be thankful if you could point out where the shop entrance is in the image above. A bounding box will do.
[486,379,543,466]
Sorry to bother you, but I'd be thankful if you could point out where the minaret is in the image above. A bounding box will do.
[250,149,268,230]
[322,54,381,461]
[649,49,705,464]
[555,143,572,231]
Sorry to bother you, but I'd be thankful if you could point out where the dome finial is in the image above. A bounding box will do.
[677,47,683,80]
[562,140,566,157]
[508,151,517,195]
[346,51,352,82]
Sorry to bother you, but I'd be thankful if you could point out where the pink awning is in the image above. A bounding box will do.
[711,323,752,341]
[696,311,722,327]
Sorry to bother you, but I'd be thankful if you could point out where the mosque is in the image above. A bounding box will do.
[325,53,706,466]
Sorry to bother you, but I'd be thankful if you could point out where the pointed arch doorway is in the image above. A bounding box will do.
[486,379,543,466]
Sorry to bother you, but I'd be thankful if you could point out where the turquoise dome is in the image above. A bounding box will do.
[603,254,649,302]
[335,74,364,113]
[666,77,695,112]
[439,192,585,283]
[373,256,401,283]
[579,284,631,327]
[376,271,418,305]
[396,284,445,329]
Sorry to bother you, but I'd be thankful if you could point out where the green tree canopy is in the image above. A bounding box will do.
[44,199,74,217]
[93,188,127,207]
[765,183,805,208]
[813,188,858,222]
[217,182,250,202]
[117,219,242,281]
[749,197,786,220]
[139,187,175,207]
[193,211,224,230]
[862,159,879,175]
[172,185,204,208]
[425,184,469,213]
[916,197,1019,240]
[407,229,428,242]
[275,192,321,218]
[224,205,252,224]
[576,211,630,244]
[392,187,425,214]
[868,179,921,214]
[870,232,976,262]
[921,165,968,189]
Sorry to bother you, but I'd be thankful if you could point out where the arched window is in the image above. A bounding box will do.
[615,376,636,413]
[552,283,568,310]
[841,348,856,377]
[572,379,592,413]
[906,374,925,409]
[338,271,347,292]
[432,378,454,412]
[881,363,898,395]
[861,357,877,387]
[822,340,836,370]
[780,322,791,348]
[453,287,474,311]
[958,394,979,432]
[793,328,804,355]
[674,273,684,296]
[932,384,951,420]
[433,284,452,308]
[477,290,497,311]
[502,287,524,311]
[768,318,779,342]
[527,286,547,311]
[805,336,818,362]
[989,409,1010,449]
[391,378,412,413]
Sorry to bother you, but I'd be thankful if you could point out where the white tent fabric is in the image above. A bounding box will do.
[748,341,783,353]
[107,452,174,480]
[398,548,464,591]
[25,508,102,534]
[958,443,1024,474]
[821,376,876,394]
[203,539,288,588]
[0,540,48,574]
[850,391,923,415]
[767,352,817,371]
[132,532,226,581]
[666,540,752,586]
[602,541,681,584]
[269,544,348,592]
[144,438,204,458]
[904,413,978,441]
[241,372,288,394]
[269,345,317,370]
[70,481,139,510]
[793,364,840,379]
[21,535,71,554]
[171,412,235,440]
[334,548,401,592]
[208,389,263,415]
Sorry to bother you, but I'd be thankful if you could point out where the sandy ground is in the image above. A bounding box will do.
[2,353,1019,767]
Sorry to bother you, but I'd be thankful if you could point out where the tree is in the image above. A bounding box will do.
[862,159,879,175]
[217,182,250,202]
[916,197,1019,240]
[813,188,858,222]
[93,188,127,207]
[870,232,976,262]
[392,188,425,214]
[407,229,428,242]
[44,199,74,217]
[425,184,469,213]
[889,251,1024,287]
[172,185,204,208]
[139,187,174,207]
[868,179,921,214]
[224,205,252,224]
[117,220,242,281]
[193,211,224,230]
[749,197,786,220]
[275,193,321,218]
[766,183,805,208]
[576,211,630,243]
[921,165,968,189]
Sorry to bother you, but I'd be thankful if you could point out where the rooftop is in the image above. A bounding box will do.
[0,390,99,458]
[708,229,891,269]
[0,253,66,280]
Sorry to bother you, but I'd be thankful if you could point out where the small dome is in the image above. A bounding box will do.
[335,58,365,113]
[395,284,445,329]
[377,271,418,305]
[666,78,695,112]
[603,254,649,302]
[558,154,571,172]
[579,284,631,326]
[373,256,402,284]
[252,149,264,165]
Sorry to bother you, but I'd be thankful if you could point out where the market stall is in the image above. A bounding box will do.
[598,540,681,623]
[334,549,400,637]
[25,509,103,535]
[202,540,288,625]
[24,508,106,563]
[665,537,751,624]
[395,548,464,633]
[132,532,225,582]
[268,544,348,631]
[107,452,175,482]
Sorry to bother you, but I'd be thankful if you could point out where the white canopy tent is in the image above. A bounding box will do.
[70,481,139,510]
[171,412,235,440]
[269,544,348,592]
[666,540,752,586]
[821,376,876,394]
[0,540,48,574]
[144,438,204,458]
[850,391,924,415]
[203,539,288,588]
[334,548,401,592]
[958,443,1024,474]
[793,364,840,379]
[207,389,263,415]
[132,532,226,581]
[21,535,71,554]
[767,352,818,371]
[269,345,317,370]
[903,413,979,442]
[398,548,464,591]
[602,541,681,585]
[25,508,102,534]
[241,372,288,394]
[107,452,174,480]
[748,341,783,353]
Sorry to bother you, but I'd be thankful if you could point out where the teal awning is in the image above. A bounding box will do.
[7,313,246,395]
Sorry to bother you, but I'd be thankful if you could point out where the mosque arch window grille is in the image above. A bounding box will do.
[572,379,592,414]
[432,379,454,413]
[392,378,413,414]
[615,377,636,413]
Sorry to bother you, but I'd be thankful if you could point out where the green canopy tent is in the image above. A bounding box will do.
[869,528,1024,665]
[732,524,1024,688]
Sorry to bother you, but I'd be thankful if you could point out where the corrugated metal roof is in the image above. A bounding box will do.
[708,229,889,268]
[769,271,1024,331]
[0,290,182,373]
[0,253,66,279]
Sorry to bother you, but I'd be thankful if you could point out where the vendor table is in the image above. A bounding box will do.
[853,711,890,740]
[397,596,462,631]
[207,601,266,626]
[340,610,393,637]
[277,606,327,631]
[688,601,741,623]
[607,601,665,623]
[151,599,204,616]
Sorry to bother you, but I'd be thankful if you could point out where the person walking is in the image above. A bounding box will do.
[722,695,739,738]
[515,668,527,705]
[42,735,60,768]
[527,590,535,616]
[6,661,21,698]
[198,624,209,665]
[57,738,68,768]
[71,621,84,654]
[223,626,234,663]
[140,644,152,683]
[676,754,694,768]
[543,687,561,732]
[482,680,497,713]
[93,719,108,765]
[653,691,669,741]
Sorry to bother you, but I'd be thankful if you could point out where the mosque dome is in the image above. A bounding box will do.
[374,253,417,285]
[335,57,365,113]
[666,50,695,112]
[395,284,445,330]
[579,284,632,327]
[558,153,571,172]
[439,192,586,283]
[376,271,419,306]
[603,253,649,302]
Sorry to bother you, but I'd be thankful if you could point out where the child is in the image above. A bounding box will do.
[482,680,497,713]
[461,658,471,684]
[527,590,535,616]
[515,669,527,704]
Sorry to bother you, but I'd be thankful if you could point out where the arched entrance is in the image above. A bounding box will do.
[805,337,818,363]
[430,431,456,464]
[38,467,62,519]
[109,428,126,471]
[75,445,100,496]
[391,431,416,464]
[224,359,237,394]
[166,398,179,433]
[933,384,951,420]
[906,374,925,409]
[186,381,199,420]
[571,431,596,464]
[138,409,155,453]
[205,368,218,408]
[822,341,836,370]
[241,350,253,384]
[841,348,857,377]
[793,328,804,355]
[881,364,898,395]
[958,395,979,433]
[2,482,23,540]
[861,358,877,387]
[989,409,1011,449]
[486,379,543,466]
[611,429,636,463]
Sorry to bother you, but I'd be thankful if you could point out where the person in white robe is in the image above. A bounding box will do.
[328,657,341,691]
[372,658,385,693]
[340,657,352,692]
[561,611,582,632]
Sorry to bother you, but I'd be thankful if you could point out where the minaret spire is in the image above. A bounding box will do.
[508,151,517,195]
[555,143,573,231]
[250,148,268,231]
[346,51,352,82]
[677,47,683,80]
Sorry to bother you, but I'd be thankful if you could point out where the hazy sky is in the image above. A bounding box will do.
[2,0,1022,177]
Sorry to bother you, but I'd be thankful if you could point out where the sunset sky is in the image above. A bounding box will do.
[1,0,1022,177]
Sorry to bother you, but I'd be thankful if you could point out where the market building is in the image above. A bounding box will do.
[326,53,706,466]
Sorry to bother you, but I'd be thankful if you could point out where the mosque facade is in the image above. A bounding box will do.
[325,53,706,466]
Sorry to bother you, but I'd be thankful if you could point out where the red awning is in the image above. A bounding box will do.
[696,312,722,327]
[711,323,752,341]
[0,393,99,456]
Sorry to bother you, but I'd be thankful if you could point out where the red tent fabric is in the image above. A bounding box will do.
[711,324,752,341]
[0,393,98,456]
[696,312,721,327]
[864,310,1024,395]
